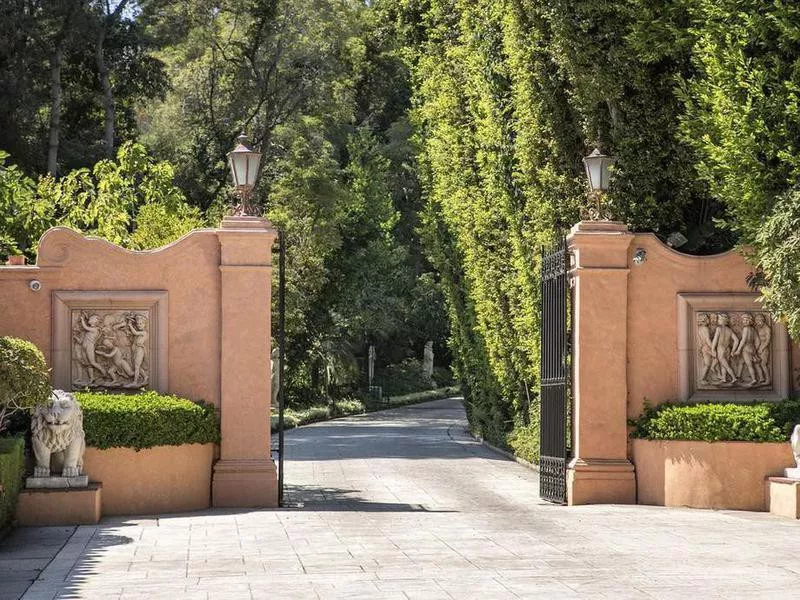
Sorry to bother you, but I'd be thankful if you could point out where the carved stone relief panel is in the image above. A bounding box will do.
[52,291,168,393]
[695,311,772,391]
[678,294,790,402]
[71,310,150,389]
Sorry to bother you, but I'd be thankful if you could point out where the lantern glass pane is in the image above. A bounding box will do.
[247,153,261,186]
[229,159,239,187]
[585,159,602,191]
[233,154,248,187]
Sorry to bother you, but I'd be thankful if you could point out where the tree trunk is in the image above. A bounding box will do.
[45,0,81,176]
[46,44,64,176]
[96,26,114,158]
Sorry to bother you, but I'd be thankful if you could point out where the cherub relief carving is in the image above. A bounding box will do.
[695,311,773,390]
[71,310,150,390]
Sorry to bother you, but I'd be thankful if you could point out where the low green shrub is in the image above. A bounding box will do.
[431,366,456,388]
[0,436,25,530]
[270,388,460,431]
[334,398,366,415]
[0,337,50,433]
[506,423,540,464]
[630,399,800,443]
[76,391,219,450]
[375,359,436,396]
[386,386,460,406]
[271,398,366,431]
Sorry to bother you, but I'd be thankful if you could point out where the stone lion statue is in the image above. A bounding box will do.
[31,390,85,478]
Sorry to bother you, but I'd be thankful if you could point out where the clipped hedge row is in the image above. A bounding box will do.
[630,399,800,443]
[0,436,24,530]
[76,391,219,450]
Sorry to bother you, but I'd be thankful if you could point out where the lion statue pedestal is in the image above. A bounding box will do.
[17,390,100,526]
[25,390,88,489]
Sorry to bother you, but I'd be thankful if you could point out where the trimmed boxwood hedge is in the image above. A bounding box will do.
[630,399,800,443]
[0,436,24,530]
[76,391,219,450]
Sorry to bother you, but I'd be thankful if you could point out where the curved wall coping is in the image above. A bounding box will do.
[631,232,750,267]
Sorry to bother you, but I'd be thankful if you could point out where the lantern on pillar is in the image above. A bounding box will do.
[227,132,262,215]
[582,148,614,192]
[581,148,616,220]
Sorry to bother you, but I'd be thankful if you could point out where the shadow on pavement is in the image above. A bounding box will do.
[285,485,458,513]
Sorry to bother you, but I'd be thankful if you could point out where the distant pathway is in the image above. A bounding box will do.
[3,398,800,599]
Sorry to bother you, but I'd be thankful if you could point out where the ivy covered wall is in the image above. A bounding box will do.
[381,0,800,456]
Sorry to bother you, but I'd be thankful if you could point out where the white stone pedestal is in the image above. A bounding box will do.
[768,477,800,519]
[26,475,89,489]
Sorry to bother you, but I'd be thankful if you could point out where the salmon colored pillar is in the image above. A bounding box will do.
[566,221,636,505]
[212,216,279,507]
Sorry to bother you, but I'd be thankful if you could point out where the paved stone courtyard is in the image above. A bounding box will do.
[2,397,800,599]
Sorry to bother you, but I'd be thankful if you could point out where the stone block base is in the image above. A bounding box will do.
[567,458,636,505]
[17,483,102,526]
[767,477,800,519]
[25,475,88,489]
[212,459,278,508]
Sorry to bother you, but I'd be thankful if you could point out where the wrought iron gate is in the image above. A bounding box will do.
[539,238,571,504]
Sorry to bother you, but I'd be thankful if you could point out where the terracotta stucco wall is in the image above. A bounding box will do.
[625,234,799,419]
[632,439,792,511]
[0,227,222,406]
[2,219,279,511]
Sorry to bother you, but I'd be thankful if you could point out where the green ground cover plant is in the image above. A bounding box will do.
[77,391,219,451]
[630,399,800,443]
[0,436,24,530]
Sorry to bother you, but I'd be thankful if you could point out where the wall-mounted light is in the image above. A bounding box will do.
[632,248,647,265]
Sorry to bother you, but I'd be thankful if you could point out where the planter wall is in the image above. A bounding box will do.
[631,439,793,511]
[84,443,214,515]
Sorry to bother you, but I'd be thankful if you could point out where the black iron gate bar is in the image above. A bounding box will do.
[539,237,570,504]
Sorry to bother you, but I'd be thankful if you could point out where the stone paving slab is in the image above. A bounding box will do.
[2,398,800,598]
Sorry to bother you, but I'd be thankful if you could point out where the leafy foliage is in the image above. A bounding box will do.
[0,143,204,260]
[375,359,435,396]
[506,423,540,464]
[757,187,800,338]
[76,391,219,450]
[678,1,800,338]
[0,337,51,434]
[630,400,800,443]
[0,437,25,530]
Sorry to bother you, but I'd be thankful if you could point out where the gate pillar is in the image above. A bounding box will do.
[566,221,636,505]
[212,216,279,507]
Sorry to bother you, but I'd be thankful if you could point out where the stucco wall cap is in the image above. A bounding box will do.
[569,220,630,234]
[635,232,751,266]
[36,226,218,266]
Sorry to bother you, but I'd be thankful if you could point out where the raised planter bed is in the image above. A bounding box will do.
[84,443,214,515]
[631,438,793,511]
